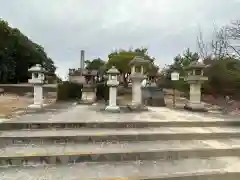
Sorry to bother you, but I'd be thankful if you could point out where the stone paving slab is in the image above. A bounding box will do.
[1,157,240,180]
[5,105,239,124]
[1,139,240,158]
[3,102,77,123]
[1,127,240,138]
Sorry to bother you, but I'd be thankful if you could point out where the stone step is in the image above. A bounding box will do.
[1,127,240,142]
[1,139,240,166]
[1,157,240,180]
[1,120,240,130]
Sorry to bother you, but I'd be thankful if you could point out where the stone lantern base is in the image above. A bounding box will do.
[127,104,148,112]
[28,104,47,109]
[184,101,207,112]
[81,91,96,104]
[105,105,120,112]
[80,85,96,104]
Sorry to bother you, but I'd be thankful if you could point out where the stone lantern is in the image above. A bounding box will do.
[28,64,46,109]
[129,56,149,108]
[105,66,120,112]
[184,60,208,111]
[81,69,98,104]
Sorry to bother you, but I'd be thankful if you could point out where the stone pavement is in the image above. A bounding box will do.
[1,157,240,180]
[1,139,240,158]
[5,104,239,123]
[1,104,240,179]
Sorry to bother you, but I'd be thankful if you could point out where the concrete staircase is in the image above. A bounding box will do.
[1,107,240,179]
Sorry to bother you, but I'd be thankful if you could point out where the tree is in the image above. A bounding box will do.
[162,49,199,91]
[226,20,240,57]
[0,19,56,83]
[212,26,229,59]
[197,26,229,59]
[84,60,91,68]
[85,58,105,71]
[197,20,240,59]
[203,57,240,97]
[106,48,157,87]
[197,29,209,58]
[163,19,240,98]
[162,47,240,98]
[167,48,199,76]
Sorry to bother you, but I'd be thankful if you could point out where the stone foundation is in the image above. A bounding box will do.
[105,105,120,113]
[127,104,148,112]
[184,101,207,112]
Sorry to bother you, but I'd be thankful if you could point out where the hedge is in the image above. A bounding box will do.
[57,81,83,101]
[96,82,109,101]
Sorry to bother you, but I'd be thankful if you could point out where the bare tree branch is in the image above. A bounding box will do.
[197,28,209,59]
[227,20,240,40]
[225,20,240,57]
[213,27,229,59]
[197,20,240,60]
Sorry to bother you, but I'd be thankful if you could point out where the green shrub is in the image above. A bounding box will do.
[96,82,109,101]
[57,81,83,101]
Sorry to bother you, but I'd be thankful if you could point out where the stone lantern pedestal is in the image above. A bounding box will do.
[184,61,208,112]
[81,84,96,104]
[105,66,120,112]
[128,56,149,110]
[81,70,98,104]
[131,73,145,107]
[28,64,46,109]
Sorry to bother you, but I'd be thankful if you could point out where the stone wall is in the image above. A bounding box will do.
[0,84,57,98]
[142,87,166,107]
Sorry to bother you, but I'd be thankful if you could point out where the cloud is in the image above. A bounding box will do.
[1,0,240,78]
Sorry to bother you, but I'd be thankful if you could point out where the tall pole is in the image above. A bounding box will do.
[80,50,85,75]
[173,87,176,108]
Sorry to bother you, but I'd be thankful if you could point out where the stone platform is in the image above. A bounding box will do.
[0,105,240,179]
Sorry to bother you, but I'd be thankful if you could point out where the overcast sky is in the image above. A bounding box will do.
[1,0,240,79]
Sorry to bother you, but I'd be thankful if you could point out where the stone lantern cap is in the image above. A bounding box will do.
[107,66,120,75]
[185,61,206,71]
[28,64,46,73]
[129,56,150,66]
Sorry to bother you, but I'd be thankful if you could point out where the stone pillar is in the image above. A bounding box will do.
[189,83,201,103]
[108,84,117,107]
[128,56,149,110]
[131,75,145,106]
[184,61,208,112]
[28,64,45,109]
[105,66,120,112]
[33,85,43,106]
